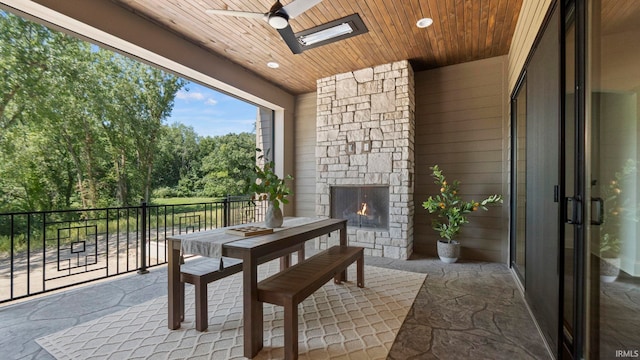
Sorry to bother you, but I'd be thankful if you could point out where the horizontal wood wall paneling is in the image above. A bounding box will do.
[418,95,503,114]
[416,108,503,125]
[415,160,504,174]
[507,0,552,92]
[416,150,503,164]
[419,139,503,153]
[418,84,503,104]
[294,92,317,217]
[419,55,505,77]
[417,128,502,143]
[415,181,505,194]
[462,248,502,262]
[414,56,507,262]
[414,172,504,185]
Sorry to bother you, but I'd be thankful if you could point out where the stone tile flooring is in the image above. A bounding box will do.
[0,252,550,359]
[380,258,550,359]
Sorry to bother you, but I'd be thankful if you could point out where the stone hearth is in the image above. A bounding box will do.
[315,60,415,259]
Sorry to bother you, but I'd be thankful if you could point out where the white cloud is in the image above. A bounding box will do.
[205,98,218,106]
[176,90,205,101]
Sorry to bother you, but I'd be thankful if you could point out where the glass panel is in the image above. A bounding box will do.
[513,79,527,281]
[588,0,640,357]
[330,186,389,229]
[564,8,576,345]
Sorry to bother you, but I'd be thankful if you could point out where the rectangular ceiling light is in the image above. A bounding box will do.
[295,14,368,51]
[298,23,353,46]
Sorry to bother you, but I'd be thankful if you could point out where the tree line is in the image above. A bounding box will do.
[0,12,256,213]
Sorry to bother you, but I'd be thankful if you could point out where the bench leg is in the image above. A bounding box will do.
[357,254,364,288]
[180,282,185,322]
[195,280,208,331]
[283,299,298,360]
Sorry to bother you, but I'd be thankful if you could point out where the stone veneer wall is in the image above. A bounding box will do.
[315,60,415,259]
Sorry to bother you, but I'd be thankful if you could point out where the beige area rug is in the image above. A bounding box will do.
[37,260,426,359]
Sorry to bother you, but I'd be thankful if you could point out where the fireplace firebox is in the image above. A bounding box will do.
[330,186,389,229]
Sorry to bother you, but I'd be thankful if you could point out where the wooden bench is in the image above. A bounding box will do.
[180,256,243,331]
[257,245,364,360]
[180,245,306,331]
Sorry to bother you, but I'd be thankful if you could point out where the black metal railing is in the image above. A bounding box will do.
[0,196,267,303]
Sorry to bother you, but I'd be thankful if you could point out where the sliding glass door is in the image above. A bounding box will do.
[585,0,640,357]
[511,76,527,284]
[513,1,640,358]
[511,4,562,352]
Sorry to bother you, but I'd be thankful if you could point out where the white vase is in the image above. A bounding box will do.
[265,202,283,228]
[437,240,460,263]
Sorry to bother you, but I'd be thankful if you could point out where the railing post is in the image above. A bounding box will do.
[138,200,149,274]
[222,195,228,227]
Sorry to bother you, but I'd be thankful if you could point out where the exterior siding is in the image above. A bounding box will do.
[293,92,317,217]
[414,56,508,262]
[508,0,553,92]
[256,107,273,165]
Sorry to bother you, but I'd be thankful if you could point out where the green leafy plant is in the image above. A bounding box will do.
[599,159,639,258]
[246,148,293,210]
[422,165,502,242]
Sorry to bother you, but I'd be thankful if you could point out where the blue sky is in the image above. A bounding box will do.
[167,81,257,137]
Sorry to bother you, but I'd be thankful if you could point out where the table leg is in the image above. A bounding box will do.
[338,225,348,282]
[168,239,181,329]
[243,255,263,358]
[279,244,306,270]
[279,254,291,271]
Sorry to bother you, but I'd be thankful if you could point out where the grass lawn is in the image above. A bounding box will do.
[151,197,222,205]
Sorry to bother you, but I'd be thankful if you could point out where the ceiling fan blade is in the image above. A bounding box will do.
[282,0,323,19]
[205,9,265,20]
[277,25,303,54]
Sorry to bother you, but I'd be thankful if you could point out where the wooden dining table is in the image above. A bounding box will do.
[166,217,348,358]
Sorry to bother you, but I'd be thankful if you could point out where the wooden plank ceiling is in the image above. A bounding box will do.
[111,0,523,94]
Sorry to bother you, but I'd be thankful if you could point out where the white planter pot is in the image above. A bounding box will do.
[600,256,621,283]
[437,240,460,263]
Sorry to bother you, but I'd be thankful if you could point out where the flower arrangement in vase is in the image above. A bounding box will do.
[246,148,293,228]
[422,165,502,262]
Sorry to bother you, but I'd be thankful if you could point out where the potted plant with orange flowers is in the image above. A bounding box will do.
[246,148,293,228]
[422,165,502,263]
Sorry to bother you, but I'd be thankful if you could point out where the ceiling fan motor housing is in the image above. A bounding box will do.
[268,11,289,29]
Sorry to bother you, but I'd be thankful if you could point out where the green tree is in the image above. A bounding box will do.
[0,12,52,132]
[131,67,185,203]
[0,11,185,210]
[197,133,256,197]
[153,123,200,189]
[0,12,104,210]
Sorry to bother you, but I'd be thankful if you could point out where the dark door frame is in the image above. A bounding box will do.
[509,1,591,358]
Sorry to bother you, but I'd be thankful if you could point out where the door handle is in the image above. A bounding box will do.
[590,197,604,225]
[565,196,582,225]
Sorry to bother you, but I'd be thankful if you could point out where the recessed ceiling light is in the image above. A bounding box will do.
[267,62,280,69]
[416,17,433,28]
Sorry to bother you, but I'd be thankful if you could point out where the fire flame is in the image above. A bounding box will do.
[357,202,368,216]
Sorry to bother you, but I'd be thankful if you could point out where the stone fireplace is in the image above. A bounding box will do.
[315,60,415,259]
[331,186,389,230]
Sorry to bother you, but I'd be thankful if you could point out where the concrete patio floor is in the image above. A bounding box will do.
[0,251,550,359]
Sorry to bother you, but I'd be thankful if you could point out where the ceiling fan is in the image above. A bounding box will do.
[206,0,324,54]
